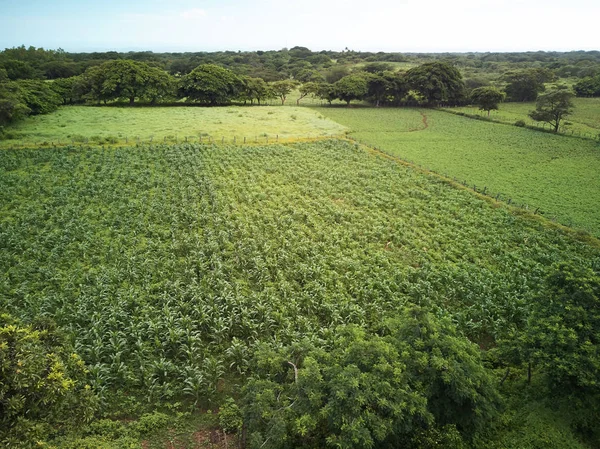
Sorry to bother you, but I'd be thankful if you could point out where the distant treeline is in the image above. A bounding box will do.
[1,45,599,130]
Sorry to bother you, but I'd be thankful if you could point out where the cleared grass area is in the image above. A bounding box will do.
[0,105,347,147]
[319,106,600,236]
[446,97,600,136]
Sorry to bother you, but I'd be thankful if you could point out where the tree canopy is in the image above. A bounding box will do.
[528,86,575,132]
[470,86,505,116]
[502,69,552,102]
[405,62,465,106]
[178,64,241,105]
[334,74,369,105]
[242,307,499,449]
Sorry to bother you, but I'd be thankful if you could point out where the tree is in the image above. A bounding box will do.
[503,70,546,102]
[573,75,600,97]
[324,65,350,84]
[405,62,465,106]
[360,62,394,74]
[334,74,368,106]
[0,82,30,126]
[315,83,337,105]
[242,307,499,449]
[270,80,298,105]
[244,77,270,105]
[297,82,320,105]
[0,314,97,446]
[97,59,173,104]
[49,76,82,105]
[178,64,241,105]
[295,68,325,83]
[14,80,62,115]
[515,263,600,392]
[528,86,574,132]
[470,86,505,116]
[365,73,390,107]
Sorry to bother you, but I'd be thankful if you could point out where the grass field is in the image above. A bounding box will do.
[445,97,600,136]
[0,105,347,147]
[318,107,600,236]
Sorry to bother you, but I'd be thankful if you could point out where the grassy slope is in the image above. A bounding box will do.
[0,105,347,147]
[318,107,600,236]
[446,97,600,135]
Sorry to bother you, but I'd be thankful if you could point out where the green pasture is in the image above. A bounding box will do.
[319,107,600,236]
[0,105,347,147]
[445,97,600,136]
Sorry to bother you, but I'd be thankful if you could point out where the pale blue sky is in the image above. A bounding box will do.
[1,0,598,52]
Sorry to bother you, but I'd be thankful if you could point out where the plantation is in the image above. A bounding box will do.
[319,107,600,236]
[0,105,347,147]
[2,139,600,447]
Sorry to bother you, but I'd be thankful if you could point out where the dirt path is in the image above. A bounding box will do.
[408,111,429,132]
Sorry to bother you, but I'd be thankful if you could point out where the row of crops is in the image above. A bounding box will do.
[1,140,599,409]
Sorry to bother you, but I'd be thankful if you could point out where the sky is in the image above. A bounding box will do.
[0,0,599,53]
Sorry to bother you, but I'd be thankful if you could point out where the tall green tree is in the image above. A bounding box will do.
[178,64,241,105]
[517,263,600,391]
[95,59,173,104]
[297,81,320,105]
[405,62,465,106]
[242,307,499,449]
[528,86,574,132]
[334,74,368,106]
[573,75,600,97]
[502,69,549,102]
[470,86,505,116]
[270,80,298,105]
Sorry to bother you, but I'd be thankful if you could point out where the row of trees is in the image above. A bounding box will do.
[0,59,470,128]
[0,58,579,133]
[56,60,467,107]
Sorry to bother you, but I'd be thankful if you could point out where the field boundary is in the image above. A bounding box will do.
[0,133,348,150]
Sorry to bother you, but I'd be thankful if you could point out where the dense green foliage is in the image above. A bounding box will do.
[243,307,498,449]
[502,69,553,102]
[318,108,600,236]
[0,314,97,447]
[1,139,600,446]
[0,78,61,128]
[528,86,575,132]
[521,264,600,393]
[334,74,369,105]
[573,75,600,97]
[178,63,242,105]
[405,62,465,105]
[470,86,505,116]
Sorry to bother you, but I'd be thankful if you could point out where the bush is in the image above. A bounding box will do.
[514,119,526,127]
[0,313,98,447]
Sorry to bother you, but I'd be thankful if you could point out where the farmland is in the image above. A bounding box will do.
[319,107,600,236]
[0,105,347,147]
[445,97,600,136]
[2,139,598,386]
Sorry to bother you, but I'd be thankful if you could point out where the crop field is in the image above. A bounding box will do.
[0,105,347,147]
[2,139,599,408]
[445,97,600,136]
[319,107,600,236]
